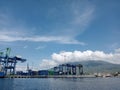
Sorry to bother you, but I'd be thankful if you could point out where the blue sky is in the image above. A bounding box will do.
[0,0,120,70]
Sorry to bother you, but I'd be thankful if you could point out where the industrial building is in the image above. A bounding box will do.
[52,64,83,75]
[37,63,83,76]
[16,63,83,76]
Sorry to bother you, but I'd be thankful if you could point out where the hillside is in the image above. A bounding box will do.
[70,61,120,74]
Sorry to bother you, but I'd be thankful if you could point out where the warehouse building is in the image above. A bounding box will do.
[52,63,83,75]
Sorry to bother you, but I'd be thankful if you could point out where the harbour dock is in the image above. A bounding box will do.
[5,75,96,78]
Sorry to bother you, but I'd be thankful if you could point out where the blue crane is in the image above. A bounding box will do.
[0,48,26,75]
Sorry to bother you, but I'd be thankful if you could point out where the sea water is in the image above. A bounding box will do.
[0,77,120,90]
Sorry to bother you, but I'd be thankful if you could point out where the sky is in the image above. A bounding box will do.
[0,0,120,71]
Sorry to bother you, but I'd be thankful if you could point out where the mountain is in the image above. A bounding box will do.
[70,61,120,74]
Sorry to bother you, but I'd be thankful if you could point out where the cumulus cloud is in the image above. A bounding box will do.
[39,49,120,69]
[39,59,58,70]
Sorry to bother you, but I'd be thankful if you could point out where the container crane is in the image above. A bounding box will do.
[0,48,26,75]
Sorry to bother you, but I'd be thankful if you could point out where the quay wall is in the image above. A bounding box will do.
[5,75,96,78]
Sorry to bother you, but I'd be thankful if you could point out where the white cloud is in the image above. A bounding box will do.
[72,7,94,27]
[39,50,120,69]
[39,59,57,70]
[0,3,94,45]
[0,31,85,45]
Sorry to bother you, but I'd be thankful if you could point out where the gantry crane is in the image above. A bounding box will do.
[0,48,26,75]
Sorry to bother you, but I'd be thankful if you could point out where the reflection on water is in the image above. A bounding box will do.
[0,78,120,90]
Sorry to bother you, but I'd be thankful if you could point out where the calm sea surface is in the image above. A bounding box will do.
[0,77,120,90]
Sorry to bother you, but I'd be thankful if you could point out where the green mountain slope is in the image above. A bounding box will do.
[71,61,120,74]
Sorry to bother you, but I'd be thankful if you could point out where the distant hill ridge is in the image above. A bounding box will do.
[68,60,120,73]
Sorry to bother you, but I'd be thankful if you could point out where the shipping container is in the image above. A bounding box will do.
[38,70,48,75]
[48,70,54,75]
[0,72,5,78]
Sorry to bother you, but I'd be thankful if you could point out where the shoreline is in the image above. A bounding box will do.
[3,75,119,78]
[4,75,95,78]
